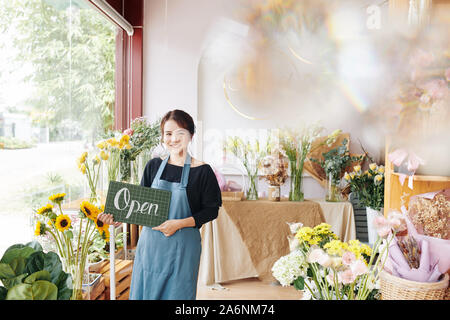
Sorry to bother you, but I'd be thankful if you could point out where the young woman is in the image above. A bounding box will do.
[98,109,222,300]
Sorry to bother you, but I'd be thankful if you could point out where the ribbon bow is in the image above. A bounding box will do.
[388,148,425,189]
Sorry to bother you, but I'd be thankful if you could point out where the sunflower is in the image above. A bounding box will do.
[49,193,66,204]
[80,201,100,220]
[34,221,46,236]
[95,217,108,233]
[99,227,110,242]
[55,214,71,232]
[36,203,54,216]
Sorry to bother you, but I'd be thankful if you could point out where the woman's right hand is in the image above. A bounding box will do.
[97,213,122,227]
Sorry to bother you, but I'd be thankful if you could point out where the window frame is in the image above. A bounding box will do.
[88,0,143,131]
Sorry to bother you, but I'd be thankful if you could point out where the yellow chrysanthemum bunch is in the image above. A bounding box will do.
[323,239,349,256]
[322,239,372,266]
[347,240,372,260]
[295,223,339,247]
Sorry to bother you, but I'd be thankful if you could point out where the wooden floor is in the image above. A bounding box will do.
[196,277,302,300]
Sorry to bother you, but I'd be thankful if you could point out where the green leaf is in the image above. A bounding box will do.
[24,251,45,275]
[293,276,305,291]
[0,263,15,279]
[24,270,51,284]
[9,258,27,276]
[0,246,36,264]
[1,273,28,289]
[42,252,63,284]
[307,267,314,278]
[25,241,43,252]
[6,280,58,300]
[53,270,72,300]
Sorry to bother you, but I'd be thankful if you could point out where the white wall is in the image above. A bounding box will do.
[142,0,387,198]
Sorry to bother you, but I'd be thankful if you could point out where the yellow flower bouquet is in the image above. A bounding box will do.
[33,193,109,300]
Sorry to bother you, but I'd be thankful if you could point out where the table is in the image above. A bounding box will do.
[198,198,356,286]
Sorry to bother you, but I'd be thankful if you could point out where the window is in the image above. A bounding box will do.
[0,0,119,256]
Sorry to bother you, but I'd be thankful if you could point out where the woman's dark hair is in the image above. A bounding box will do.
[160,109,195,142]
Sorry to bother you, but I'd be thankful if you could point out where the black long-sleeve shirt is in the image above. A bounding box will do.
[140,157,222,228]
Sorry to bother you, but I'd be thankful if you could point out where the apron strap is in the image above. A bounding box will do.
[154,154,191,188]
[154,155,170,183]
[180,153,191,188]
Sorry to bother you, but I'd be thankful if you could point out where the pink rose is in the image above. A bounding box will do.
[350,259,368,277]
[373,216,388,229]
[124,128,134,136]
[308,248,332,267]
[308,248,326,264]
[317,253,332,268]
[342,251,356,266]
[387,210,407,232]
[377,226,391,238]
[339,269,356,285]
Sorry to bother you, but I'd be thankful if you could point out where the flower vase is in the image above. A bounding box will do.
[325,172,342,202]
[246,173,258,200]
[268,185,280,201]
[366,207,383,245]
[289,160,304,201]
[119,154,131,183]
[61,257,89,300]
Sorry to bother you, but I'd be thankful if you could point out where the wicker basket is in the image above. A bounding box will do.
[379,270,449,300]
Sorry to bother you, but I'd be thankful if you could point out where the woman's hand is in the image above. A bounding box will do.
[97,213,122,228]
[152,220,182,237]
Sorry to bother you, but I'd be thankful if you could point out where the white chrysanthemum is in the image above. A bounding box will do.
[271,250,308,286]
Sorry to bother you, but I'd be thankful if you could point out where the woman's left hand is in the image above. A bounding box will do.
[152,220,181,237]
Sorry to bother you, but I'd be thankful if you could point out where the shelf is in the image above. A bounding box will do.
[391,172,450,182]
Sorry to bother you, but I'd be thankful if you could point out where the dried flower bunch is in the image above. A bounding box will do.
[397,236,421,269]
[260,150,289,186]
[408,192,450,239]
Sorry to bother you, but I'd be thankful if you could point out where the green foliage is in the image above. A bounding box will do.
[293,276,305,291]
[0,0,116,142]
[0,241,72,300]
[119,118,162,181]
[310,139,363,184]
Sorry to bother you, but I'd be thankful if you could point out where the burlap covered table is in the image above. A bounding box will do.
[198,199,326,285]
[198,199,356,286]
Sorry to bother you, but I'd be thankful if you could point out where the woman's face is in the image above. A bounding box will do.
[163,119,191,153]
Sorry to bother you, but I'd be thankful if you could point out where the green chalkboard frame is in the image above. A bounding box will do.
[104,181,171,227]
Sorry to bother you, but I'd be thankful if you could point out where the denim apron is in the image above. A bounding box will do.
[129,154,202,300]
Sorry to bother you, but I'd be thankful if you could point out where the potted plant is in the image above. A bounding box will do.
[225,136,268,200]
[0,241,72,300]
[310,138,362,202]
[344,162,384,244]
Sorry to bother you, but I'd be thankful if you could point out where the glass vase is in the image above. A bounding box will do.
[61,256,89,300]
[325,172,342,202]
[246,172,258,200]
[289,160,304,201]
[119,154,131,183]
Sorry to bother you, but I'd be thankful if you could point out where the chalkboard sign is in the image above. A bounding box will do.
[104,181,171,227]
